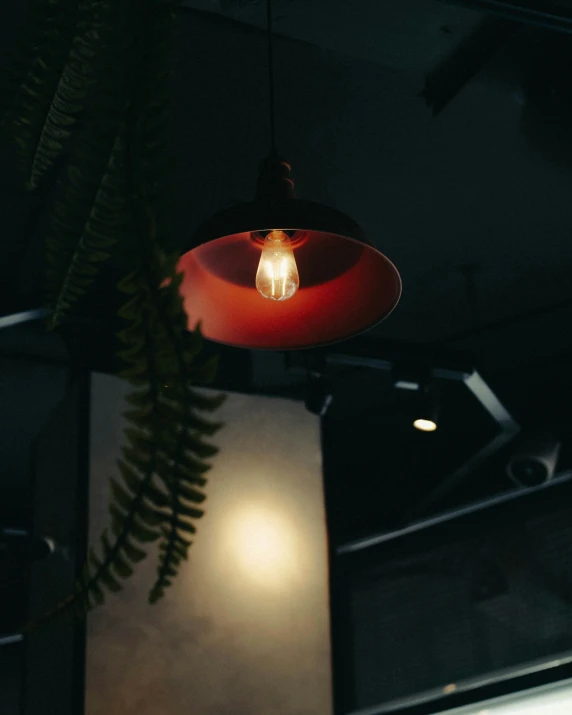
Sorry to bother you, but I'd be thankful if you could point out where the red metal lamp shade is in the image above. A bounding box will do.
[176,158,401,350]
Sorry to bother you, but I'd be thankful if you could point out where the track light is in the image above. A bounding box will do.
[413,385,439,433]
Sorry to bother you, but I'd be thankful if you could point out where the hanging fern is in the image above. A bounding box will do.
[2,0,133,188]
[46,123,129,326]
[0,0,79,177]
[30,264,224,626]
[117,257,223,605]
[3,0,226,625]
[27,0,133,189]
[6,0,136,328]
[126,0,225,603]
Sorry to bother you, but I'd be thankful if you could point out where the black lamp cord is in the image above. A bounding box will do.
[266,0,277,155]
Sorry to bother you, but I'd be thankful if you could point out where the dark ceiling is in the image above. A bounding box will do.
[167,1,572,372]
[1,0,572,507]
[167,0,572,516]
[2,6,572,712]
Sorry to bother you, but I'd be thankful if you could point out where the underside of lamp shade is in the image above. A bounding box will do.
[176,203,401,349]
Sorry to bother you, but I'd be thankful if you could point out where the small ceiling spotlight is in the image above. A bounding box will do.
[413,384,439,433]
[413,417,438,432]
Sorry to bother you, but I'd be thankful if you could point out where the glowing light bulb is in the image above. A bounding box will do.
[255,230,299,301]
[413,418,437,432]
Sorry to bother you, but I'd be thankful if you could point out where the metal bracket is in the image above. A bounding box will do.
[318,338,520,535]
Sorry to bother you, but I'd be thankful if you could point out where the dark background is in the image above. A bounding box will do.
[2,1,572,714]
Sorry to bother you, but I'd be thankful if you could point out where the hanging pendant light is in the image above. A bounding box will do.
[176,0,401,350]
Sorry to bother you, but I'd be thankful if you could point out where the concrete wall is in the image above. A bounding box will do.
[86,374,331,715]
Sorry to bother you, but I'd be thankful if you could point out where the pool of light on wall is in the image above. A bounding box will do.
[228,505,300,589]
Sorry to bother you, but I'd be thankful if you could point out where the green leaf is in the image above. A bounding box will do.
[131,518,160,543]
[176,501,204,520]
[99,567,123,593]
[100,529,114,557]
[171,517,196,535]
[155,454,207,487]
[117,269,141,295]
[188,355,219,385]
[88,581,105,606]
[122,538,146,563]
[109,477,135,511]
[138,499,162,526]
[156,399,222,435]
[176,481,206,504]
[172,541,189,560]
[109,503,125,537]
[118,294,143,320]
[121,446,152,473]
[113,553,134,579]
[117,458,144,494]
[148,588,163,605]
[181,432,218,459]
[159,430,217,461]
[124,427,152,452]
[88,547,102,572]
[174,531,191,547]
[142,483,168,508]
[160,524,191,547]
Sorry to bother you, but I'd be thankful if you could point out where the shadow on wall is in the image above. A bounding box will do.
[86,374,331,715]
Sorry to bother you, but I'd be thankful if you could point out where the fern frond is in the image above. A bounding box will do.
[0,0,79,177]
[46,124,130,327]
[148,460,193,604]
[82,263,221,612]
[28,0,133,188]
[134,268,222,602]
[12,0,225,629]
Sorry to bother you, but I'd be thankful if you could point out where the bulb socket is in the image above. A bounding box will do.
[256,154,296,202]
[250,229,307,248]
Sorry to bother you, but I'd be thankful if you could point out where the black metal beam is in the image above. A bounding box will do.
[422,17,516,115]
[444,0,572,34]
[300,336,520,518]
